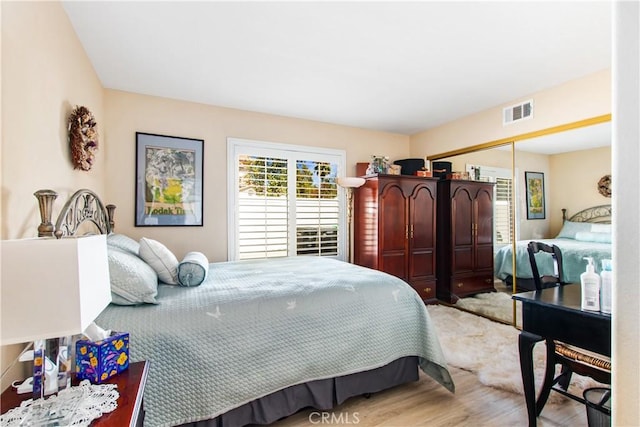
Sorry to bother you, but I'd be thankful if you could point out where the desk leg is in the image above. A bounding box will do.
[519,331,543,427]
[535,338,557,415]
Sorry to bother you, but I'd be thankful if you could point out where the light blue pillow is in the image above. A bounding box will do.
[556,221,592,239]
[107,233,140,256]
[108,247,159,305]
[178,252,209,287]
[575,231,612,243]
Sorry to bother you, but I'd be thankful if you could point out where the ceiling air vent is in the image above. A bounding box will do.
[503,99,533,125]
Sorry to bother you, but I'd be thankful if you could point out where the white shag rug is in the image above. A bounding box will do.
[455,291,522,327]
[427,304,602,404]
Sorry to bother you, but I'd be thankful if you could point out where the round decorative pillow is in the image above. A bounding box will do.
[68,105,98,171]
[178,252,209,287]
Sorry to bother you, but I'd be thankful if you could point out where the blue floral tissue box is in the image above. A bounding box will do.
[75,332,129,383]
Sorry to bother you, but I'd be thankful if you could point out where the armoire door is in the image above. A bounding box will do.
[451,186,474,273]
[407,182,437,287]
[474,186,494,271]
[378,181,408,280]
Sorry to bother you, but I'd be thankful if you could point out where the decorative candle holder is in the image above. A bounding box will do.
[34,190,58,237]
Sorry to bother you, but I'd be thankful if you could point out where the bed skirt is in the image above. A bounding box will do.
[179,356,419,427]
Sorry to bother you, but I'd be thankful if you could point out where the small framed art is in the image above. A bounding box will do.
[525,171,545,220]
[135,132,204,226]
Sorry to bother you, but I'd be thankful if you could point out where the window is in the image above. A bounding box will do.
[228,138,346,261]
[466,164,514,247]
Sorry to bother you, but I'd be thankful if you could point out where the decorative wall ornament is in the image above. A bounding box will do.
[68,105,98,171]
[597,174,612,198]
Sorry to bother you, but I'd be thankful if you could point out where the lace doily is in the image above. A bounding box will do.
[1,380,119,426]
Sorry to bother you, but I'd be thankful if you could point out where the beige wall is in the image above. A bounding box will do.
[435,145,512,174]
[409,69,612,242]
[104,90,409,261]
[548,146,612,236]
[515,151,552,240]
[410,69,611,157]
[1,0,106,241]
[1,1,106,390]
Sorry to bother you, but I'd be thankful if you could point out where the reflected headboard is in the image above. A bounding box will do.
[561,204,612,224]
[34,189,115,238]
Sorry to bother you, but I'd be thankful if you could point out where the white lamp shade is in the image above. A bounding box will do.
[1,234,112,345]
[336,176,366,188]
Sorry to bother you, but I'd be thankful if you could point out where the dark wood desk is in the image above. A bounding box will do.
[1,361,149,426]
[513,285,611,427]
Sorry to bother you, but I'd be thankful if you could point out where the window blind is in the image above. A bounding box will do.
[295,161,339,256]
[237,156,289,259]
[229,139,345,261]
[494,177,514,245]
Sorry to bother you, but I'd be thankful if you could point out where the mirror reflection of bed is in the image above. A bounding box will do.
[428,117,612,327]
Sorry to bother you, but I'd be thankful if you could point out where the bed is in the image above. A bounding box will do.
[494,204,612,291]
[34,189,454,427]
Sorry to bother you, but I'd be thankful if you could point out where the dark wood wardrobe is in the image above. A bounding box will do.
[436,180,495,303]
[353,175,438,303]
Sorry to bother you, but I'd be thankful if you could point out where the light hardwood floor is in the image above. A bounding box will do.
[269,366,588,427]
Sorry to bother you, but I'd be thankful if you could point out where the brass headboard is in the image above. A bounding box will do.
[561,205,612,224]
[34,189,116,238]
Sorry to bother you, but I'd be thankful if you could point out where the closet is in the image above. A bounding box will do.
[353,175,438,303]
[436,180,495,303]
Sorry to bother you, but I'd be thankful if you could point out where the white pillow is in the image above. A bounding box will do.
[575,231,612,243]
[591,223,612,233]
[108,247,158,305]
[178,252,209,287]
[138,237,179,285]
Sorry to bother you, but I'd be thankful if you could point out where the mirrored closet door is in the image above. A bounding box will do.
[428,115,612,326]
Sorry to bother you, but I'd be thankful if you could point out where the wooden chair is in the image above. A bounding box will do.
[526,241,566,290]
[526,241,611,407]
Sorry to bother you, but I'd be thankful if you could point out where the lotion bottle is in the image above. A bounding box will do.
[600,259,613,314]
[581,257,601,311]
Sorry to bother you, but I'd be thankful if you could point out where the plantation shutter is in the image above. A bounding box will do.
[494,177,514,245]
[295,160,340,256]
[229,139,345,261]
[237,156,289,259]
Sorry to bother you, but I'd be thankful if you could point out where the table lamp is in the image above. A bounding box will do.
[336,176,366,263]
[1,234,112,403]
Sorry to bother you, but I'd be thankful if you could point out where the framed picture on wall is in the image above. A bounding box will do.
[135,132,204,226]
[525,171,545,220]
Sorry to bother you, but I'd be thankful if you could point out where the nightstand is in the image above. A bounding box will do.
[1,360,149,427]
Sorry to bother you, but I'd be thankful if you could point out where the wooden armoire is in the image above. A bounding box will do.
[436,180,495,303]
[353,175,438,303]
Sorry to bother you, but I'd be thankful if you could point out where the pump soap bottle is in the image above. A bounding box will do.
[600,259,612,314]
[581,257,601,311]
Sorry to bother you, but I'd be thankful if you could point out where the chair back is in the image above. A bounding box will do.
[527,241,565,290]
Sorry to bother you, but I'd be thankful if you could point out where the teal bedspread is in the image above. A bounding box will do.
[96,257,454,427]
[494,238,612,283]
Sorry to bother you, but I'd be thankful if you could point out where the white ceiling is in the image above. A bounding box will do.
[62,1,612,135]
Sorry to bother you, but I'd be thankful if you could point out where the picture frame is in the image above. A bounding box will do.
[525,171,545,220]
[135,132,204,226]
